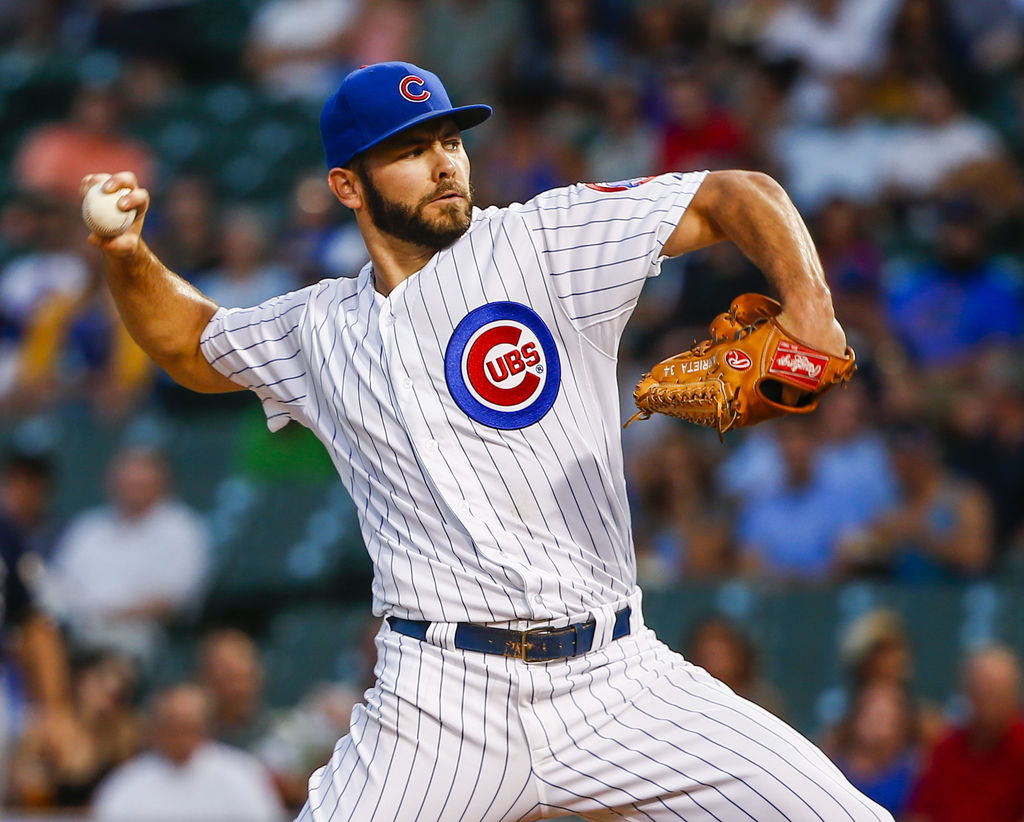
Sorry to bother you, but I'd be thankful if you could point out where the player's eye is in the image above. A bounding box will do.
[445,138,461,151]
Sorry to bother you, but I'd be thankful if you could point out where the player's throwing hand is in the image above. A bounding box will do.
[79,171,149,257]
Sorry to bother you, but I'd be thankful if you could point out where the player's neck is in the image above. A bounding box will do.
[363,231,437,297]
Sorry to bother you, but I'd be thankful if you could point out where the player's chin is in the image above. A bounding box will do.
[426,204,471,235]
[429,198,470,222]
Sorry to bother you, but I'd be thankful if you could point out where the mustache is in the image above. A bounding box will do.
[418,182,470,208]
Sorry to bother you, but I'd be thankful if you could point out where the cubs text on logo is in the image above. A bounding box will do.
[399,75,431,102]
[585,176,656,192]
[445,302,561,430]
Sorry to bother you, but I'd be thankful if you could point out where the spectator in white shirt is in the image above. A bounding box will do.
[760,0,903,76]
[93,683,284,822]
[773,73,894,213]
[46,447,209,666]
[194,208,298,310]
[244,0,359,102]
[882,76,1006,198]
[759,0,903,120]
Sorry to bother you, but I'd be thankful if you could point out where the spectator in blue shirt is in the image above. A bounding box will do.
[738,418,867,581]
[885,200,1023,368]
[829,682,921,817]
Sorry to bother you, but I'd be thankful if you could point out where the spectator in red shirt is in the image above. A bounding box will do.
[907,645,1024,822]
[14,83,154,203]
[657,70,746,173]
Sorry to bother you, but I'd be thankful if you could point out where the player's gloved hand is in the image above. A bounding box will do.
[628,293,856,436]
[79,171,150,258]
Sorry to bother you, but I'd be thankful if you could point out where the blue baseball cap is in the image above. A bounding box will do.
[320,61,492,170]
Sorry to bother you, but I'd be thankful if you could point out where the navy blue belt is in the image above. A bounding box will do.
[387,606,632,663]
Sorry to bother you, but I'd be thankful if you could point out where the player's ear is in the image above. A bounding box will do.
[328,168,361,211]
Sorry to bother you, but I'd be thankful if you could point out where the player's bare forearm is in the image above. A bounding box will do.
[102,241,237,392]
[81,172,241,394]
[666,170,846,356]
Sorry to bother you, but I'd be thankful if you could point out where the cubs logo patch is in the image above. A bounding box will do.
[724,349,752,371]
[399,75,430,102]
[585,175,656,192]
[445,302,561,430]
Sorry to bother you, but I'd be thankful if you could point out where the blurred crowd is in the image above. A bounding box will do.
[685,611,1024,821]
[1,0,1024,818]
[0,439,376,816]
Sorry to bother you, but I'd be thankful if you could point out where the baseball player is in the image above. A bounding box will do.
[82,62,893,821]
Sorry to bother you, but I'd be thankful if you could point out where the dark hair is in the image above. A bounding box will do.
[345,153,370,181]
[683,614,759,684]
[3,451,54,484]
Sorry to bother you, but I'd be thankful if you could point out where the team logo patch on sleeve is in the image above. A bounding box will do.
[584,176,656,192]
[445,302,561,430]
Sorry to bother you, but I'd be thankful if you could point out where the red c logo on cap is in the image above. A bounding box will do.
[399,75,431,103]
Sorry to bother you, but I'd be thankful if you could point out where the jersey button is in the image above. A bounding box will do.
[425,439,439,452]
[534,595,543,605]
[401,378,413,390]
[456,499,470,514]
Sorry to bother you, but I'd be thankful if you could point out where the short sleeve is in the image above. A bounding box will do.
[199,286,316,431]
[521,171,708,355]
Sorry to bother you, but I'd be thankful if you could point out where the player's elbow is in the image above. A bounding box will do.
[157,351,244,395]
[701,170,787,211]
[667,170,791,257]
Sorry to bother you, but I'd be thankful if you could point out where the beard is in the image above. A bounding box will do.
[359,172,474,251]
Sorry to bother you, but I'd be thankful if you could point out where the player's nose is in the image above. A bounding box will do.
[430,143,458,180]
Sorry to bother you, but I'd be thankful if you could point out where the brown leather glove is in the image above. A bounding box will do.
[630,293,856,435]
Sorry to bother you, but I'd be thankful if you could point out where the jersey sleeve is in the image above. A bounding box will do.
[199,286,316,431]
[522,171,708,355]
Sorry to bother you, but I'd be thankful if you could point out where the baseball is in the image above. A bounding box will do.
[82,180,137,238]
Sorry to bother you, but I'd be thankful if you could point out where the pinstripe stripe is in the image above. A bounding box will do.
[557,646,749,821]
[566,653,728,821]
[416,250,529,606]
[549,251,652,276]
[497,222,620,585]
[520,192,680,212]
[529,208,671,232]
[389,640,427,821]
[542,229,657,253]
[208,322,301,364]
[516,223,636,565]
[668,667,887,822]
[522,661,629,818]
[542,663,700,820]
[619,647,805,820]
[556,275,648,299]
[200,299,308,344]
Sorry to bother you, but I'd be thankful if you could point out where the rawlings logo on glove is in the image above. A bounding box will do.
[628,293,856,436]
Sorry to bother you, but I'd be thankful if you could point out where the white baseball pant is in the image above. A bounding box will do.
[295,595,893,822]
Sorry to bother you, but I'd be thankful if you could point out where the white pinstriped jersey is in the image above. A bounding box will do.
[200,171,708,624]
